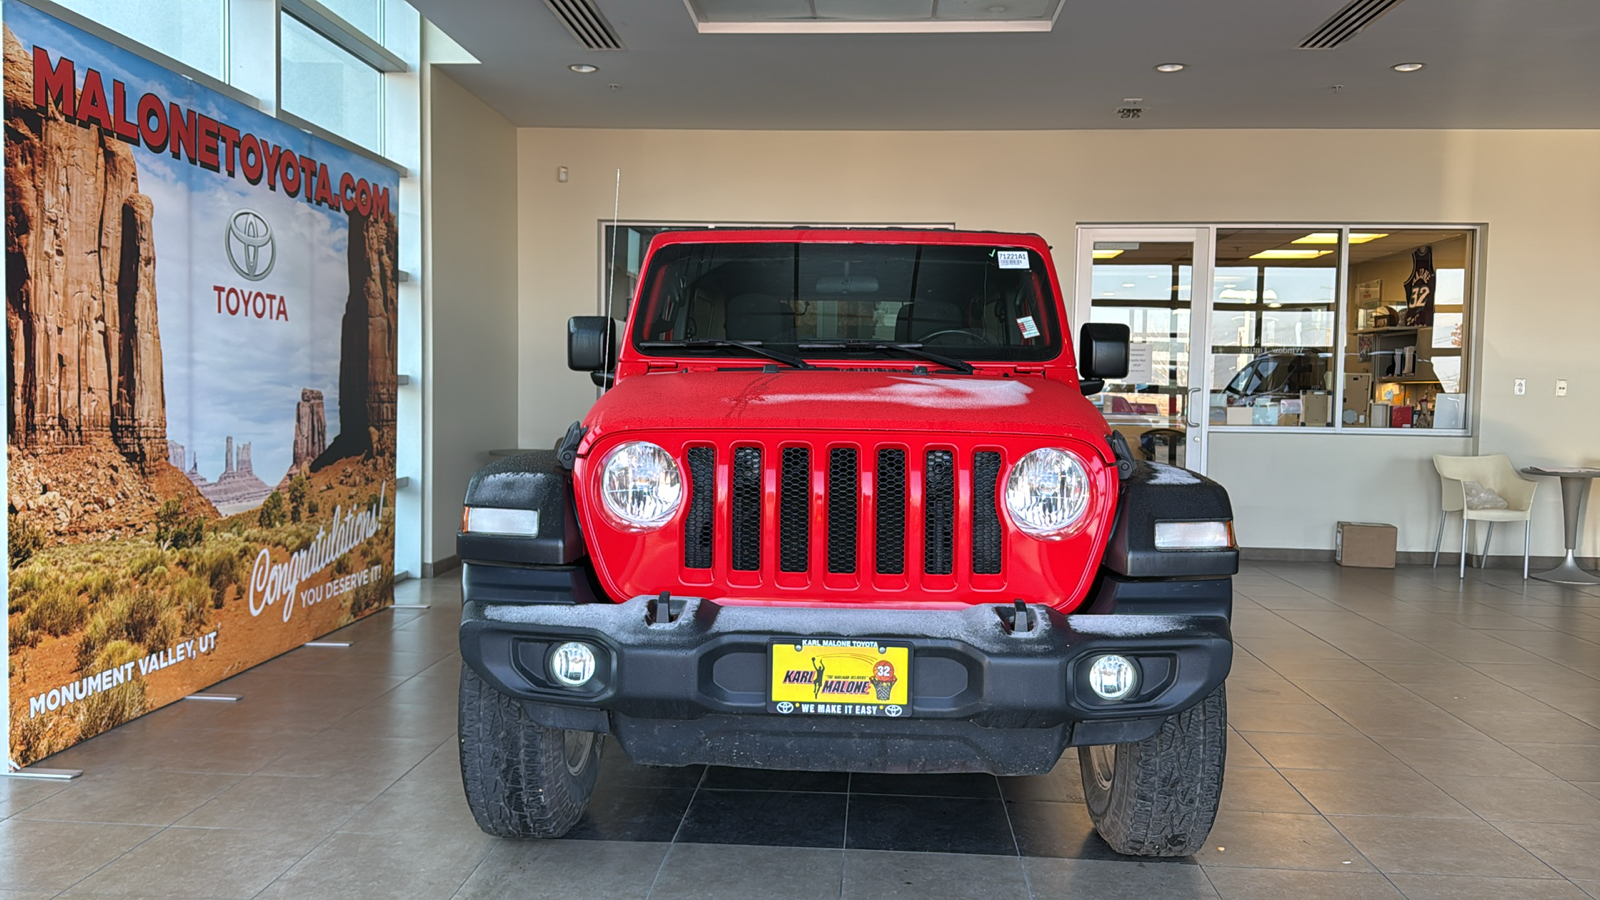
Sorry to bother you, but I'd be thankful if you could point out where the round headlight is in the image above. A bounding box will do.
[550,642,597,687]
[600,441,683,530]
[1005,447,1092,538]
[1088,654,1139,700]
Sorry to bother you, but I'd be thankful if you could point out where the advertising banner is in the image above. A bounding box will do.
[5,3,398,766]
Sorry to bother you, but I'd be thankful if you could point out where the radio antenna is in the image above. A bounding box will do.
[601,168,622,392]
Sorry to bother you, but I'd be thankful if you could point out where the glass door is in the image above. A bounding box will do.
[1074,228,1215,473]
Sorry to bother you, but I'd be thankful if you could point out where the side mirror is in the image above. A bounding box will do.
[1078,322,1130,395]
[568,316,617,377]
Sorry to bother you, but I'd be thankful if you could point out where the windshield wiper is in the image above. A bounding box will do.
[796,341,974,375]
[638,339,815,370]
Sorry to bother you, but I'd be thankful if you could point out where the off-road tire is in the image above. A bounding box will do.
[1078,683,1226,857]
[459,663,603,838]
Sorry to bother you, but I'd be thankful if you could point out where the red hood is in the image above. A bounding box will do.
[582,370,1112,458]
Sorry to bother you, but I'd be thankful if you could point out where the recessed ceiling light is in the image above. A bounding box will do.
[1391,62,1425,72]
[1154,63,1186,73]
[1292,232,1389,245]
[1250,249,1332,260]
[569,64,599,74]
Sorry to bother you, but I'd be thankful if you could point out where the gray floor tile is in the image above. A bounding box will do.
[1024,856,1221,898]
[1329,815,1558,878]
[451,839,667,900]
[1216,767,1316,815]
[1280,769,1474,818]
[68,826,323,898]
[841,849,1026,900]
[1192,811,1372,872]
[13,771,241,826]
[176,773,393,832]
[1494,821,1600,882]
[1202,866,1404,899]
[1374,736,1557,779]
[1506,742,1600,782]
[254,828,493,900]
[650,843,842,900]
[0,819,159,892]
[1237,732,1407,772]
[1429,775,1600,824]
[1385,874,1590,900]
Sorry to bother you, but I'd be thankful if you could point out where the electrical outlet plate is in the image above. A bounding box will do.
[1514,378,1527,395]
[1556,379,1568,397]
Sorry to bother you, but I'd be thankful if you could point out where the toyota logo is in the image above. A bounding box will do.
[225,209,276,281]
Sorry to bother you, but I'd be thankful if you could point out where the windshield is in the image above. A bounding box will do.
[630,241,1062,363]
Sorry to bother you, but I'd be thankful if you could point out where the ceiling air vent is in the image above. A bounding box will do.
[543,0,624,51]
[1298,0,1406,49]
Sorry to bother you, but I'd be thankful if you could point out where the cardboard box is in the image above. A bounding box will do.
[1342,373,1373,426]
[1336,522,1397,568]
[1300,392,1332,427]
[1369,402,1391,427]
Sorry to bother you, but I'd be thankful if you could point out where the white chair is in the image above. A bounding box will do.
[1432,454,1539,578]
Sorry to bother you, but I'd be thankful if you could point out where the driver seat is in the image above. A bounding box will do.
[895,300,966,342]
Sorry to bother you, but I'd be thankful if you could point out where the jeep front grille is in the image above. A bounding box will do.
[683,440,1005,584]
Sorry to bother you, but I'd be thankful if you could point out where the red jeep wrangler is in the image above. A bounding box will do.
[457,229,1236,856]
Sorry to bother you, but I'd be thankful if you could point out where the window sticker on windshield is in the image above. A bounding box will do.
[1017,316,1040,338]
[997,250,1029,269]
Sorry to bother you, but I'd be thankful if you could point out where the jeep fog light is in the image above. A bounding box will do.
[549,642,597,687]
[1088,654,1139,700]
[600,441,683,530]
[1005,448,1091,538]
[1154,520,1234,551]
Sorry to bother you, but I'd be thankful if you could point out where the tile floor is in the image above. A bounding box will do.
[4,562,1600,899]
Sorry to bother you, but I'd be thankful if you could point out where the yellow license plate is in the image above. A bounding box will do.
[768,639,911,717]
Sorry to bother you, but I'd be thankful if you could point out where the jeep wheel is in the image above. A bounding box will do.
[1078,683,1226,857]
[459,663,603,838]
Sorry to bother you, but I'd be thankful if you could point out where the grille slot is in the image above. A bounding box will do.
[1298,0,1405,49]
[827,448,859,574]
[542,0,625,50]
[972,451,1002,575]
[876,449,907,575]
[684,447,714,568]
[730,447,762,571]
[925,450,955,575]
[779,447,810,573]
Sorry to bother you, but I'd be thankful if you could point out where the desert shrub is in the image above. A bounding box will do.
[75,612,112,670]
[81,588,178,658]
[288,475,310,523]
[75,640,147,741]
[75,569,119,605]
[9,618,35,652]
[170,575,211,631]
[155,499,205,550]
[347,568,393,619]
[9,708,57,765]
[188,540,251,605]
[21,582,86,637]
[8,566,51,613]
[332,550,353,576]
[129,547,167,577]
[8,511,45,569]
[258,491,286,528]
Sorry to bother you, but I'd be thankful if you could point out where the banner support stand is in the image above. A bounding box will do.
[5,759,82,781]
[304,641,352,648]
[183,693,243,702]
[390,604,430,610]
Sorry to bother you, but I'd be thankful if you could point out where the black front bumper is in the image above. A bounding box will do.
[459,574,1232,776]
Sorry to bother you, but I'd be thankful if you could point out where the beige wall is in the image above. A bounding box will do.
[422,70,518,568]
[515,127,1600,558]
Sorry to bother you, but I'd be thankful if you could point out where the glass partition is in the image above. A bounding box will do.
[1343,230,1473,429]
[1086,241,1195,466]
[1209,229,1338,428]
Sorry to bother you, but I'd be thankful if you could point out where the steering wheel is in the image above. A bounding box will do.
[918,329,992,346]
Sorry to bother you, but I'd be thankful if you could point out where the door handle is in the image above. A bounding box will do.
[1185,388,1203,429]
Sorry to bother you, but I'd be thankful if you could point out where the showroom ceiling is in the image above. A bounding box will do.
[409,0,1600,129]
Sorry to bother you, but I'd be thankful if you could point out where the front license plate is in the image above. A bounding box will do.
[768,639,911,717]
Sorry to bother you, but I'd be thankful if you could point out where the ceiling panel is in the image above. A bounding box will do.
[410,0,1600,130]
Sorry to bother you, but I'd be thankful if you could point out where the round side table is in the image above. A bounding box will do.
[1521,466,1600,585]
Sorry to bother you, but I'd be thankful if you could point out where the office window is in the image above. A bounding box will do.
[317,0,383,41]
[53,0,225,79]
[1209,229,1338,428]
[281,13,383,148]
[1344,229,1474,430]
